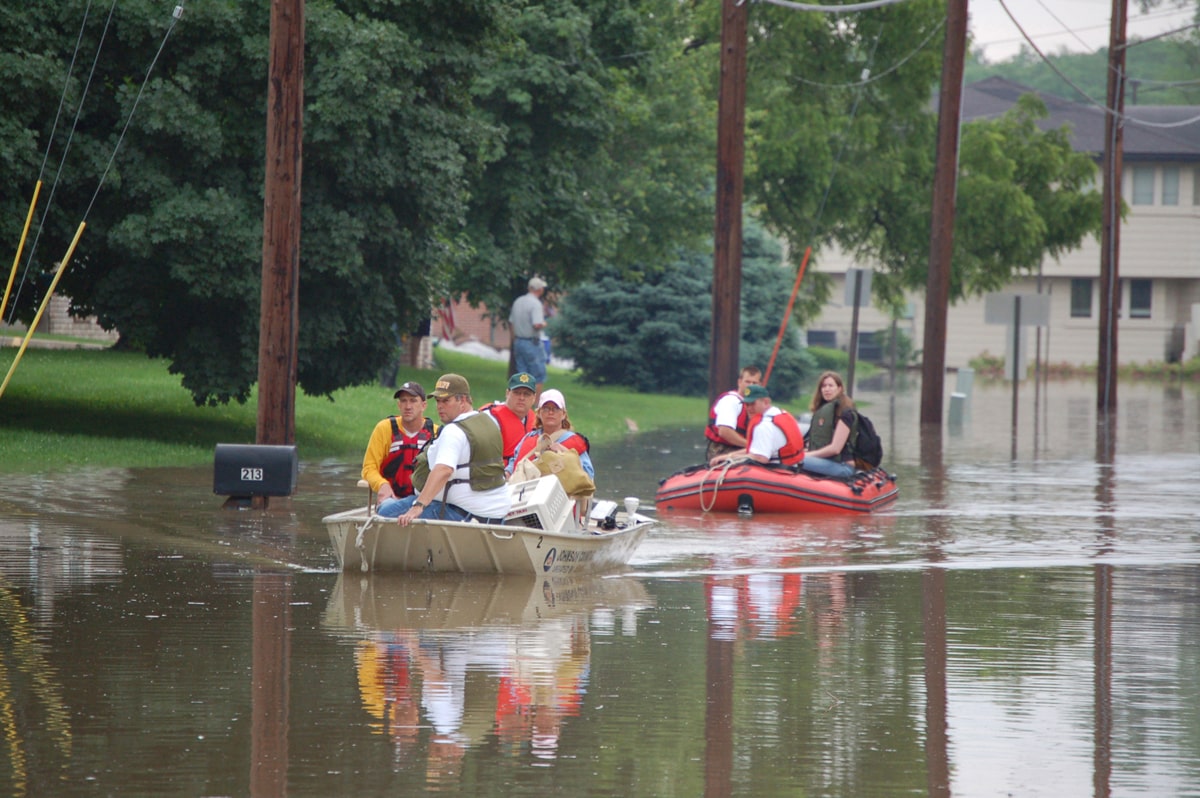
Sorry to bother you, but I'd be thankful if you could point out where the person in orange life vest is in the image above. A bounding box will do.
[507,389,594,478]
[480,372,538,465]
[362,381,440,501]
[708,383,804,467]
[704,365,762,461]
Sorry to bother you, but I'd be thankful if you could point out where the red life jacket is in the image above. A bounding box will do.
[745,409,806,466]
[480,402,537,459]
[705,390,749,444]
[379,417,437,497]
[510,428,590,470]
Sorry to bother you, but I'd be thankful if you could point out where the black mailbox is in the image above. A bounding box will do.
[213,444,298,497]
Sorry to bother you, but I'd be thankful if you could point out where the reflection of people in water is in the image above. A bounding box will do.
[810,571,848,665]
[706,558,804,642]
[705,566,847,645]
[744,572,804,639]
[352,618,594,772]
[355,640,420,756]
[495,617,590,761]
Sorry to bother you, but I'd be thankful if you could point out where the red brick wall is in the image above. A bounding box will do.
[436,298,512,349]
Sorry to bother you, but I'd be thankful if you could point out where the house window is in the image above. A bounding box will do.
[1070,278,1092,318]
[1132,167,1155,205]
[1129,279,1152,319]
[1162,167,1179,205]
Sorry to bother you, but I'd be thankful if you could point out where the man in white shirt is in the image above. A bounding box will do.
[709,384,806,467]
[386,373,513,524]
[704,365,762,461]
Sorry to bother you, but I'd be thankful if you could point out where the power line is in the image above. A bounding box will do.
[84,4,186,221]
[754,0,913,12]
[996,0,1200,130]
[7,0,118,325]
[6,2,186,326]
[974,2,1194,58]
[794,18,944,89]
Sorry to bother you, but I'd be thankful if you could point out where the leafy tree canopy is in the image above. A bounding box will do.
[456,0,714,316]
[727,0,1102,321]
[2,0,1124,405]
[836,93,1104,309]
[1,0,713,405]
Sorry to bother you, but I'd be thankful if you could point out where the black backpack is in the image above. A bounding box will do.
[850,412,884,468]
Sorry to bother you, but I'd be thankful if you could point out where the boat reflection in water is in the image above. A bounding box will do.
[322,573,653,783]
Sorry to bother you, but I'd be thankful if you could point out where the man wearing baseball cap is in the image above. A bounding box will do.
[709,383,805,467]
[479,372,538,463]
[508,276,549,398]
[362,381,439,503]
[381,373,512,525]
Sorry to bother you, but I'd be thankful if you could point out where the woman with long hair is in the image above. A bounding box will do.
[507,389,594,478]
[800,371,857,479]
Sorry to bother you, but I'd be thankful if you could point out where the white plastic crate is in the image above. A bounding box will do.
[506,476,572,531]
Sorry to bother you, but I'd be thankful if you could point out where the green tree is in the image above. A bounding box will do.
[838,94,1103,309]
[552,218,814,399]
[2,0,713,405]
[727,0,947,320]
[722,0,1100,320]
[5,0,511,404]
[455,0,714,316]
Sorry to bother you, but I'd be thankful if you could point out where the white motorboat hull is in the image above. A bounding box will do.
[323,476,653,575]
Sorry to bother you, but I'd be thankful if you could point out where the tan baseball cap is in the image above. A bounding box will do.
[430,373,470,398]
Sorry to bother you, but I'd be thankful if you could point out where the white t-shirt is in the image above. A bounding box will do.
[747,406,787,463]
[428,411,512,518]
[711,391,745,432]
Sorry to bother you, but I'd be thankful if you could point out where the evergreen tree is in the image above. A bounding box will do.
[552,219,814,399]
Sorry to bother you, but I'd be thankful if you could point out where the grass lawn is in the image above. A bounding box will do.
[0,345,710,472]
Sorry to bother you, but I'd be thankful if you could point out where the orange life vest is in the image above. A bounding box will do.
[705,390,749,444]
[745,409,806,466]
[510,428,590,470]
[480,402,537,459]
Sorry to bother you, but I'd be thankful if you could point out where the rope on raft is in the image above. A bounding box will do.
[699,458,752,513]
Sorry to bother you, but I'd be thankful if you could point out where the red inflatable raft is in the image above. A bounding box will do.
[655,461,898,515]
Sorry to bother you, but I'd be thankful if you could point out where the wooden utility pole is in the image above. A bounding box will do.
[919,0,968,426]
[1098,0,1127,414]
[256,0,305,446]
[709,0,748,406]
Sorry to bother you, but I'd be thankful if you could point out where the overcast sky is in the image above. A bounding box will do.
[970,0,1197,61]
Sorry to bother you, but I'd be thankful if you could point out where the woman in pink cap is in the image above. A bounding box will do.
[507,388,594,478]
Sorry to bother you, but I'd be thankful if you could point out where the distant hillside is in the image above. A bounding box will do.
[965,37,1200,106]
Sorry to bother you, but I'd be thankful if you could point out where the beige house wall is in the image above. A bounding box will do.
[807,159,1200,370]
[2,295,119,344]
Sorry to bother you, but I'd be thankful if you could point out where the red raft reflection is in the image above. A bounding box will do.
[656,461,898,514]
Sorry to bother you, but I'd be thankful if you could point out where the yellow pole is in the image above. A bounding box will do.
[1,181,43,322]
[0,221,86,400]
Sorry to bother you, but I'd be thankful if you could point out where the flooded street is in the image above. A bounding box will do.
[1,378,1199,796]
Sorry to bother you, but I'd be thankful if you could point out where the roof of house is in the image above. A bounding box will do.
[960,76,1200,162]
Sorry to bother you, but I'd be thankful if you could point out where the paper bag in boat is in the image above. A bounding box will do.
[508,457,542,484]
[534,449,595,499]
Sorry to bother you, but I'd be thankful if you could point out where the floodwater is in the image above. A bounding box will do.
[1,377,1198,797]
